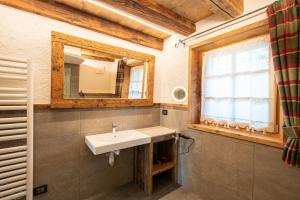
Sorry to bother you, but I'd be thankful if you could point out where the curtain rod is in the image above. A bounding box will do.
[175,5,270,48]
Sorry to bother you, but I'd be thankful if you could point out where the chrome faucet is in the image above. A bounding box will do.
[112,123,118,133]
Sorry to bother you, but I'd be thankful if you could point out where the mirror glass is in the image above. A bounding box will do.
[172,86,187,102]
[63,45,148,99]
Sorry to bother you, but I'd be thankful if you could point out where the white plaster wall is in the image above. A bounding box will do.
[0,4,162,104]
[79,60,117,94]
[154,34,188,104]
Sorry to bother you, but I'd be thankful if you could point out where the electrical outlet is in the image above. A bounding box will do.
[33,185,47,196]
[162,109,168,115]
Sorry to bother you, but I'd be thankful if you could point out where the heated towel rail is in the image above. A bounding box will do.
[0,57,33,200]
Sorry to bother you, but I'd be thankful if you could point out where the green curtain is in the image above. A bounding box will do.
[267,0,300,167]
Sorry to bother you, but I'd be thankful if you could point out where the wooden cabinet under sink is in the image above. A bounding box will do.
[133,129,178,195]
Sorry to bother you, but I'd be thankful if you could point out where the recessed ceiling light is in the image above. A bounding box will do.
[85,0,173,35]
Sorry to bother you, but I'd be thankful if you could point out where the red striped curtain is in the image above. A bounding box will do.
[115,60,127,97]
[267,0,300,167]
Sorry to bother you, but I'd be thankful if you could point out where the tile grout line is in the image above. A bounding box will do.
[251,144,255,200]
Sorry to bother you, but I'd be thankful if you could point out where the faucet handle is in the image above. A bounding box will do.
[112,123,118,128]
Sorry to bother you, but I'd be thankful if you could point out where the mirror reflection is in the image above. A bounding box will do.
[63,45,148,99]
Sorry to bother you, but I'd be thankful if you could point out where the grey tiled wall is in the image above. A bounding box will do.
[160,107,300,200]
[33,106,160,200]
[33,105,300,200]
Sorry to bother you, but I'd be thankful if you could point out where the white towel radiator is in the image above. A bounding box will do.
[0,57,33,200]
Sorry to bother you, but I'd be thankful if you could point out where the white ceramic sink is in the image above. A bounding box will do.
[85,130,151,155]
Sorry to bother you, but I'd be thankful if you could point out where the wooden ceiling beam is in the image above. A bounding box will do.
[88,0,196,36]
[54,0,170,39]
[205,0,244,19]
[0,0,163,50]
[127,60,145,67]
[81,54,115,62]
[80,49,123,59]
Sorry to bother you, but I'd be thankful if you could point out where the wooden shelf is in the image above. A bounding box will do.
[135,134,178,195]
[152,161,175,176]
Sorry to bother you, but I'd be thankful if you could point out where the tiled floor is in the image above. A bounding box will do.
[101,183,202,200]
[157,187,202,200]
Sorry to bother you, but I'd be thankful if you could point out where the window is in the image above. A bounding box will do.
[128,66,144,99]
[201,35,275,133]
[188,20,283,147]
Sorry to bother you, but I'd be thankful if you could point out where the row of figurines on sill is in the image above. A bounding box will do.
[200,118,275,134]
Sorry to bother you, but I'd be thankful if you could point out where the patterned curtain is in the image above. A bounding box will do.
[115,60,127,97]
[267,0,300,167]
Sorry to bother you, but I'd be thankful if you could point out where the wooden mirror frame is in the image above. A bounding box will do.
[51,31,155,108]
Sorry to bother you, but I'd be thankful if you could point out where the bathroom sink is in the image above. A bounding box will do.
[85,130,151,155]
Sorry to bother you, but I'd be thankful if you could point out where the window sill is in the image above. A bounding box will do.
[187,124,283,148]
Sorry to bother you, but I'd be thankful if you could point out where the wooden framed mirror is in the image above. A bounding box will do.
[51,32,155,108]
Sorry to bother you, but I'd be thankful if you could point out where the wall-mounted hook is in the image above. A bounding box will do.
[175,39,186,48]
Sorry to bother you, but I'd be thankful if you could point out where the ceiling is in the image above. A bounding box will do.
[153,0,213,22]
[55,0,244,39]
[56,0,170,39]
[0,0,244,50]
[55,0,171,39]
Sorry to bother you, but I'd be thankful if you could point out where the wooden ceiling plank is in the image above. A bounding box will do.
[205,0,244,19]
[89,0,196,36]
[0,0,163,50]
[154,0,213,23]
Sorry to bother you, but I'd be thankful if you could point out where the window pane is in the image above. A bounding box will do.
[250,72,269,98]
[234,99,250,122]
[203,99,233,120]
[204,76,232,97]
[250,100,269,124]
[234,74,250,97]
[201,35,274,131]
[236,46,269,72]
[129,66,144,99]
[204,53,233,76]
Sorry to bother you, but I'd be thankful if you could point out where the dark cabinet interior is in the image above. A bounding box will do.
[134,134,178,195]
[152,139,176,176]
